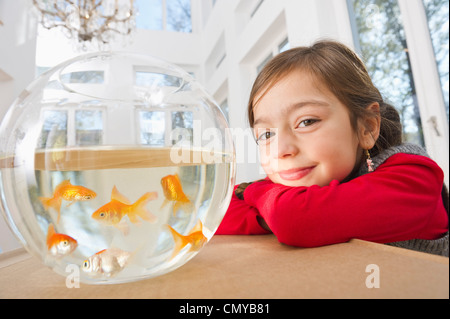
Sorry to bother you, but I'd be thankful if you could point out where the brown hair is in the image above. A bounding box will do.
[248,40,402,157]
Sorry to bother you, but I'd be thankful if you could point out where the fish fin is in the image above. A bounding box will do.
[130,192,158,224]
[61,179,71,186]
[111,186,131,205]
[66,201,75,207]
[166,225,188,259]
[39,196,62,223]
[160,199,170,209]
[188,220,203,235]
[173,201,182,216]
[46,224,56,248]
[114,219,130,236]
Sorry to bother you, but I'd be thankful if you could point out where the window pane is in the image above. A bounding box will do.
[278,38,290,53]
[38,110,67,149]
[171,111,193,145]
[166,0,192,33]
[135,71,182,87]
[135,0,163,30]
[351,0,424,146]
[257,53,273,74]
[423,0,449,120]
[220,99,229,122]
[60,71,104,84]
[140,111,165,146]
[75,110,103,145]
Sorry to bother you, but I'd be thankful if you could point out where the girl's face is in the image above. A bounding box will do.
[253,70,363,187]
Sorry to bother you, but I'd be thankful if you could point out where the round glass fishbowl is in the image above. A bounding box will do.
[0,52,235,284]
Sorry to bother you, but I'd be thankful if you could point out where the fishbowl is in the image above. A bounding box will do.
[0,52,235,284]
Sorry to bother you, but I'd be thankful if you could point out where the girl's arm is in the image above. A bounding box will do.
[242,154,448,247]
[215,185,271,235]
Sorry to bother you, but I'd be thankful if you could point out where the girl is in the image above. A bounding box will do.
[216,40,449,256]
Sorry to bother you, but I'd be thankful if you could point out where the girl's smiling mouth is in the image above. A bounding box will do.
[277,166,315,181]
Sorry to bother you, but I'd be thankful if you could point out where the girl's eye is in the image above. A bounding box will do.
[298,119,319,128]
[256,131,275,144]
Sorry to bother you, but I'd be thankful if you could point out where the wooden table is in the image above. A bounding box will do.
[0,235,448,299]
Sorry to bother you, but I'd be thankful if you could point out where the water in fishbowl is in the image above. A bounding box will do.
[2,146,233,284]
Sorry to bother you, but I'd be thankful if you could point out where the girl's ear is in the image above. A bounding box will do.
[358,102,381,149]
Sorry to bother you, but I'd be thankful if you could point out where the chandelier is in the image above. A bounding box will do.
[33,0,136,47]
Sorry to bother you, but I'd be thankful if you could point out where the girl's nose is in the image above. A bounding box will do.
[276,131,299,159]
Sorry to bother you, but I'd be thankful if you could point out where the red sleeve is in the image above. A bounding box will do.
[243,154,448,247]
[215,185,270,235]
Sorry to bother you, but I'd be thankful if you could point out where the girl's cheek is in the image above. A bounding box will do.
[259,151,277,174]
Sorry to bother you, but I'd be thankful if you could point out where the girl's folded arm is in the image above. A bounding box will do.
[243,154,448,247]
[215,185,270,235]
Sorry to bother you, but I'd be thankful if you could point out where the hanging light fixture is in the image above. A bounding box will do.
[33,0,136,48]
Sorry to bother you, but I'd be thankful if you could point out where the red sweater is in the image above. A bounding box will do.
[216,153,449,247]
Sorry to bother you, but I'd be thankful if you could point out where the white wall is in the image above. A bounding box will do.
[0,0,38,253]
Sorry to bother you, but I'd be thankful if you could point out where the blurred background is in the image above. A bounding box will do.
[0,0,448,253]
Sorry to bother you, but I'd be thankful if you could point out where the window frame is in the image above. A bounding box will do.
[38,106,105,149]
[347,0,449,185]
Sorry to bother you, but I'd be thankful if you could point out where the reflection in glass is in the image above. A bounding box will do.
[139,111,165,146]
[76,110,103,145]
[171,111,193,145]
[38,110,68,149]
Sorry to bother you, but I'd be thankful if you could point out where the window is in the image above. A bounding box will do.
[135,71,182,87]
[60,71,104,84]
[138,110,195,146]
[38,110,68,149]
[135,0,192,33]
[256,37,290,74]
[38,107,104,149]
[423,0,449,120]
[350,0,424,146]
[139,111,166,146]
[75,110,103,146]
[171,111,193,145]
[251,0,265,18]
[220,99,229,122]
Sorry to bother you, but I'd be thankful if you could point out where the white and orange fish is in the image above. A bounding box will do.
[91,186,158,226]
[82,248,132,278]
[46,224,78,257]
[39,180,96,223]
[161,174,194,215]
[167,220,207,259]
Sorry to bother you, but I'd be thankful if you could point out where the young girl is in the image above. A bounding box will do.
[216,40,449,256]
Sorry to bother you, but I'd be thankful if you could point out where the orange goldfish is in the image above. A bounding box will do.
[46,224,78,257]
[167,220,207,259]
[91,186,158,226]
[39,180,96,223]
[161,174,194,215]
[82,248,132,278]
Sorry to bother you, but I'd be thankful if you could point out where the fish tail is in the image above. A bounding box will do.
[130,192,158,224]
[39,196,62,223]
[167,225,188,259]
[46,224,56,249]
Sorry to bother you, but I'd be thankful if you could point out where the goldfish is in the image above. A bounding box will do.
[39,179,96,223]
[91,186,158,226]
[46,224,78,257]
[82,248,132,277]
[167,220,207,259]
[161,174,194,215]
